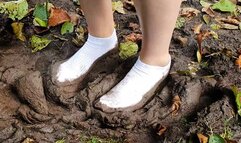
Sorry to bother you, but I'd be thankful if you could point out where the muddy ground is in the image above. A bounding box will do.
[0,0,241,142]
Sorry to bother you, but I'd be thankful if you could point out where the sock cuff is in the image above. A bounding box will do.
[87,29,117,44]
[134,56,171,74]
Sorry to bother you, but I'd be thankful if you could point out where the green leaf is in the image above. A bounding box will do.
[33,3,48,27]
[231,86,241,116]
[0,0,28,20]
[119,41,138,60]
[61,22,74,35]
[30,35,51,53]
[55,139,65,143]
[212,0,236,13]
[175,17,186,29]
[210,24,221,30]
[33,17,48,27]
[208,134,225,143]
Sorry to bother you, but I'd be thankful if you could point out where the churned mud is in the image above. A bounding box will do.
[0,0,241,142]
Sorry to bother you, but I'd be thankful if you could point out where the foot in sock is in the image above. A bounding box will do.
[56,29,118,83]
[98,57,171,109]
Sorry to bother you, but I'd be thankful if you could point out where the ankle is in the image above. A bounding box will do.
[140,54,171,67]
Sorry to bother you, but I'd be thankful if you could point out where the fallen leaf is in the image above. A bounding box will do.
[193,24,203,34]
[216,16,240,25]
[209,31,219,39]
[55,139,65,143]
[195,30,212,62]
[48,7,70,27]
[72,25,86,46]
[180,7,200,18]
[124,33,142,42]
[61,22,74,35]
[200,0,213,8]
[11,22,26,41]
[69,12,80,26]
[22,137,35,143]
[33,17,48,27]
[208,134,225,143]
[203,14,211,24]
[210,24,221,30]
[235,55,241,68]
[119,41,139,60]
[175,17,186,29]
[177,36,188,47]
[157,126,167,136]
[202,7,216,17]
[221,23,239,29]
[0,0,28,20]
[212,0,237,13]
[33,3,48,27]
[129,22,140,32]
[197,50,202,63]
[197,133,208,143]
[112,1,125,14]
[171,95,181,115]
[30,35,52,53]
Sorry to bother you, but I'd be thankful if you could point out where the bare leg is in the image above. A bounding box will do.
[79,0,114,37]
[56,0,117,83]
[134,0,182,66]
[98,0,182,110]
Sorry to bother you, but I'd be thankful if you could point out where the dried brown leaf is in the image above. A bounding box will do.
[177,36,188,47]
[180,7,200,18]
[48,7,70,27]
[202,7,216,17]
[171,95,181,115]
[124,33,142,42]
[129,22,140,32]
[235,55,241,68]
[216,16,240,25]
[221,23,239,29]
[157,126,167,136]
[69,12,80,26]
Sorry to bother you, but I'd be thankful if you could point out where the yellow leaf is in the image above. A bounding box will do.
[22,137,35,143]
[112,1,125,14]
[197,50,202,63]
[197,133,208,143]
[11,22,26,41]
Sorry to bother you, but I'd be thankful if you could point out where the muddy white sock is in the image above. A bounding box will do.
[57,29,117,82]
[99,57,171,108]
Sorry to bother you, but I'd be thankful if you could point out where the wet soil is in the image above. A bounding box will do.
[0,0,241,142]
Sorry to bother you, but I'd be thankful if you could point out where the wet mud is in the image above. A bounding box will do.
[0,0,241,142]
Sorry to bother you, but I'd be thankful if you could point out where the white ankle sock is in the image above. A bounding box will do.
[57,29,118,82]
[99,57,171,108]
